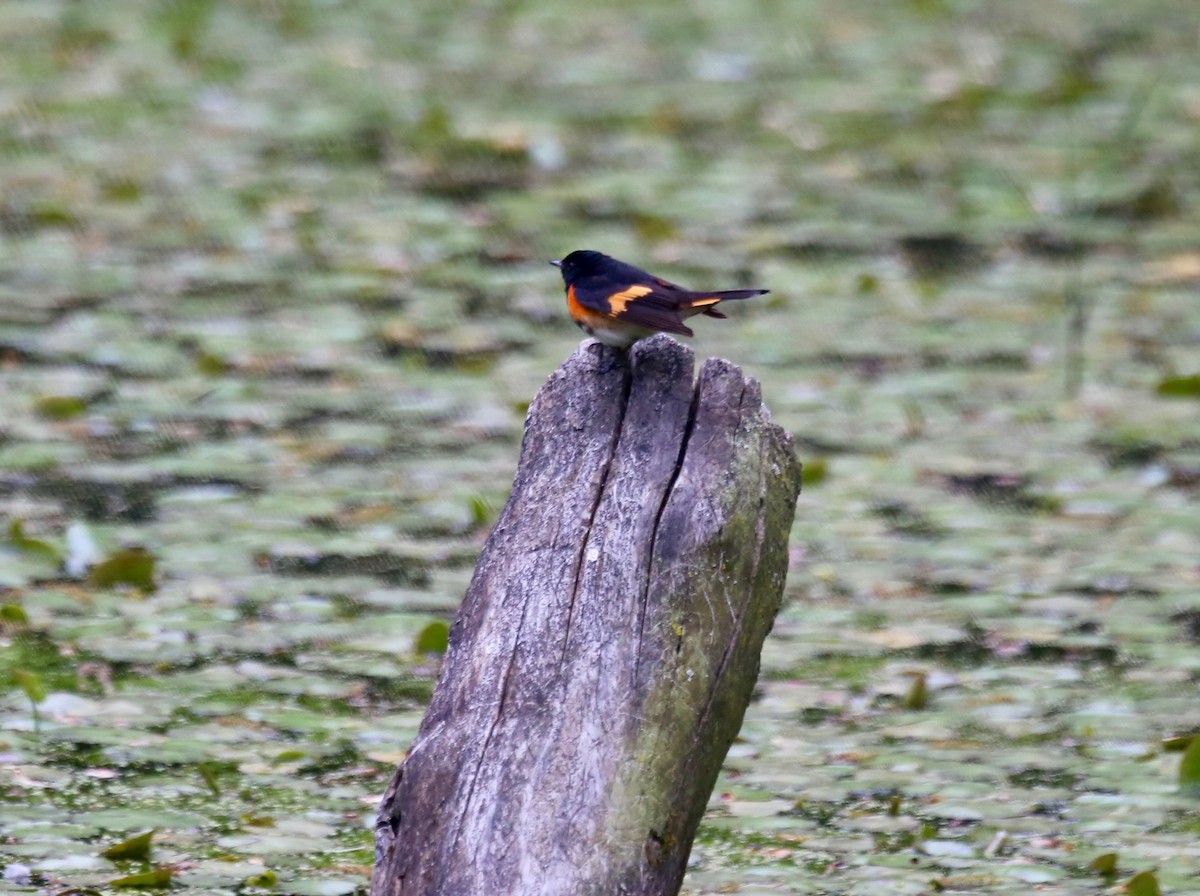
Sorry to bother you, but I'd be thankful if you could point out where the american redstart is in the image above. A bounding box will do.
[551,250,767,348]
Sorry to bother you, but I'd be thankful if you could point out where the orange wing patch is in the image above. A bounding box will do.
[607,285,653,314]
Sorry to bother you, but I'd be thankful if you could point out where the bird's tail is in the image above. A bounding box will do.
[683,289,768,318]
[709,288,769,301]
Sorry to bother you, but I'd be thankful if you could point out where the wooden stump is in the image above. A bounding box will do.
[372,335,801,896]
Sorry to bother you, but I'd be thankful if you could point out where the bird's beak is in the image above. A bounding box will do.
[549,259,562,267]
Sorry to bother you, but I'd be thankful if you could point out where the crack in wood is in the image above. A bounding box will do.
[450,590,529,858]
[633,367,702,690]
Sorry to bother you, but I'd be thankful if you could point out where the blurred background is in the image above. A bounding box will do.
[3,1,1200,893]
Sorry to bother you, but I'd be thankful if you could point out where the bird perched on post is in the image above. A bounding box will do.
[551,250,768,348]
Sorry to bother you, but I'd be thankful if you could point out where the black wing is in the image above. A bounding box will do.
[571,278,695,336]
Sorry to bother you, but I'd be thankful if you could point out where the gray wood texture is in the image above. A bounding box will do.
[372,335,801,896]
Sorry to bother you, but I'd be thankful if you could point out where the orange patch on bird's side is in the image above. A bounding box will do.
[567,285,597,321]
[567,285,608,330]
[607,285,653,313]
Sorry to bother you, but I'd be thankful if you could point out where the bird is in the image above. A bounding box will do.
[550,250,768,348]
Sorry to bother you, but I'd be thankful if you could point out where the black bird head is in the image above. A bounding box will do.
[549,250,610,287]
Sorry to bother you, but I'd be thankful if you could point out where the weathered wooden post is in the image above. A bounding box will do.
[372,334,800,896]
